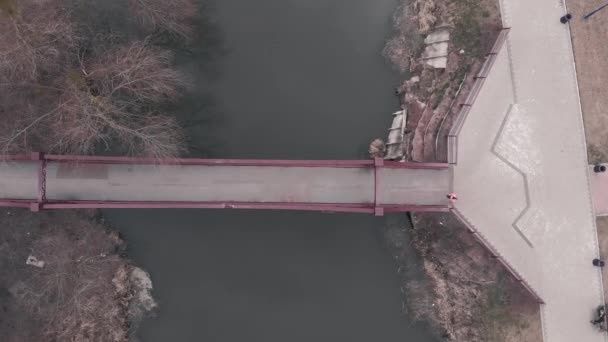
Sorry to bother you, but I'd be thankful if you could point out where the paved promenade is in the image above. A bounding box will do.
[452,0,607,341]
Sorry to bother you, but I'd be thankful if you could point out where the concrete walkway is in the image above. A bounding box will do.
[0,160,450,208]
[452,0,607,340]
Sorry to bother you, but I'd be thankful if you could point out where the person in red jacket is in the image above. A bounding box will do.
[446,193,457,203]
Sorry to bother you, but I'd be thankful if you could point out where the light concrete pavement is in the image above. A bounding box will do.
[452,0,607,340]
[379,168,449,206]
[0,161,450,206]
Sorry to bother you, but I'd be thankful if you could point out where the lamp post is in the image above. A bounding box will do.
[584,1,608,20]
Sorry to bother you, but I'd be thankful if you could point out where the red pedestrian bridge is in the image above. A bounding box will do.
[0,153,451,215]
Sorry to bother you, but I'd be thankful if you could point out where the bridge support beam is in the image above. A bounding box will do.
[374,158,384,216]
[31,152,46,212]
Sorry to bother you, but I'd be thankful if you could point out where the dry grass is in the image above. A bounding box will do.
[383,4,425,73]
[0,210,133,342]
[449,0,501,59]
[567,1,608,163]
[369,139,386,158]
[383,213,542,342]
[412,0,438,33]
[405,213,542,341]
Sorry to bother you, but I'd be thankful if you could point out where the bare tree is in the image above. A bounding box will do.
[87,41,187,103]
[123,114,185,159]
[49,92,185,158]
[8,212,131,342]
[128,0,198,40]
[0,2,196,341]
[383,3,424,73]
[0,40,187,159]
[0,0,75,82]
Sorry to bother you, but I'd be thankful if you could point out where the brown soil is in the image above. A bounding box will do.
[384,213,542,341]
[0,209,136,342]
[567,0,608,163]
[568,0,608,319]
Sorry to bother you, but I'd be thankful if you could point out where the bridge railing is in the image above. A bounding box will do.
[0,199,450,213]
[0,153,450,214]
[448,28,510,165]
[21,154,449,169]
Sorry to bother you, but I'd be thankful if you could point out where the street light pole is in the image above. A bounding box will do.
[584,1,608,20]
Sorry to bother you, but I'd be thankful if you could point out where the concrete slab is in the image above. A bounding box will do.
[423,29,449,69]
[0,162,38,199]
[452,46,541,294]
[424,29,450,44]
[379,168,450,205]
[45,164,376,204]
[386,110,406,160]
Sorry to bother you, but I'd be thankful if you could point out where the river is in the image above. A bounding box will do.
[104,0,437,341]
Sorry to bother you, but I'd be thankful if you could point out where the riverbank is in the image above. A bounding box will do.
[384,213,541,341]
[0,209,156,341]
[383,0,501,162]
[382,0,542,340]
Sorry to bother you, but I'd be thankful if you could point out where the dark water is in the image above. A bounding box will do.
[104,0,437,341]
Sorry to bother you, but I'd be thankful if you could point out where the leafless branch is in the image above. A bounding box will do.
[0,0,75,82]
[129,0,198,40]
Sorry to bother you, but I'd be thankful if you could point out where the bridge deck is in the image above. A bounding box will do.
[0,159,450,212]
